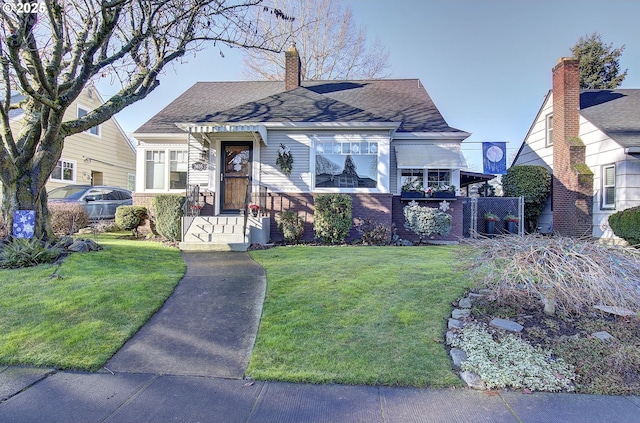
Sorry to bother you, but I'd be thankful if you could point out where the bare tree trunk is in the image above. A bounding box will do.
[2,162,55,241]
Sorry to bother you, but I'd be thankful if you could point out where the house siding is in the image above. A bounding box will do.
[3,88,136,202]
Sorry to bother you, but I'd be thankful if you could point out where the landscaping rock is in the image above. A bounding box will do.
[66,238,102,253]
[593,331,616,344]
[594,305,637,317]
[450,348,467,368]
[460,371,485,390]
[458,297,472,309]
[489,318,524,333]
[451,309,471,319]
[445,331,455,345]
[448,318,464,329]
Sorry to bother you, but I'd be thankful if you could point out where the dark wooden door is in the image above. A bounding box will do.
[221,142,252,212]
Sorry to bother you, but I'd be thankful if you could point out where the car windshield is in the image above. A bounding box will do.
[48,186,88,200]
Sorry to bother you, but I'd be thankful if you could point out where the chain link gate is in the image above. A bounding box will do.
[463,197,524,237]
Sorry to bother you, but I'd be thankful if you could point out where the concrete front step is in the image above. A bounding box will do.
[179,241,250,252]
[181,215,252,252]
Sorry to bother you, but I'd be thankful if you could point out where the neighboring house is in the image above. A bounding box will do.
[513,57,640,240]
[4,87,136,198]
[134,43,473,249]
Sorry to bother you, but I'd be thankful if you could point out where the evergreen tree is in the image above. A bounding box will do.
[571,33,627,89]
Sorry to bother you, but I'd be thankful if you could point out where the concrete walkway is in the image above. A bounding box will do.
[0,251,639,422]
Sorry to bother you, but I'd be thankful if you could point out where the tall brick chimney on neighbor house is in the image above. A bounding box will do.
[285,41,301,90]
[551,57,593,237]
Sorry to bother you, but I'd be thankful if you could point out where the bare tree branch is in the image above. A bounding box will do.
[242,0,390,81]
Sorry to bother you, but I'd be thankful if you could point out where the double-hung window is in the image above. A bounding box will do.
[602,164,616,209]
[545,114,553,147]
[144,148,188,191]
[51,159,75,183]
[77,106,100,136]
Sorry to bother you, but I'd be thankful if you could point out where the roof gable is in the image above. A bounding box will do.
[135,79,466,135]
[580,89,640,148]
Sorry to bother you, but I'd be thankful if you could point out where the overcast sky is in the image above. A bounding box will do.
[103,0,640,171]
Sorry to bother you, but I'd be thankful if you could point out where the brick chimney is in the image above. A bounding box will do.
[551,57,593,237]
[285,41,301,90]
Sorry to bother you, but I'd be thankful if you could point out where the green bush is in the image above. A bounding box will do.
[0,238,64,269]
[276,210,305,243]
[355,217,392,245]
[502,165,551,232]
[49,202,89,235]
[313,194,352,244]
[608,206,640,246]
[115,206,148,236]
[152,195,185,242]
[403,201,451,240]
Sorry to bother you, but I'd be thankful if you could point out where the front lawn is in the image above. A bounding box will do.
[0,234,185,370]
[248,246,471,387]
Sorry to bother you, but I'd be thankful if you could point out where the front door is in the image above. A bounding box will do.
[220,142,252,213]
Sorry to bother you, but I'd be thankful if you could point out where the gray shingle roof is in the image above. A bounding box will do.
[580,89,640,148]
[135,79,465,134]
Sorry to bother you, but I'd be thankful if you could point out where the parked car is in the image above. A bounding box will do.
[48,185,133,219]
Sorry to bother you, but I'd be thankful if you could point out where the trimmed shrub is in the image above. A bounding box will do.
[403,201,451,240]
[355,217,392,245]
[0,238,64,269]
[276,210,305,244]
[502,165,551,232]
[313,194,352,244]
[115,206,148,236]
[49,202,89,235]
[609,206,640,246]
[152,195,185,242]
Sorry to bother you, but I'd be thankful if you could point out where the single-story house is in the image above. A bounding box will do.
[133,43,473,250]
[512,57,640,240]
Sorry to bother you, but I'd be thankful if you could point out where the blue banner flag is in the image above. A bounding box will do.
[482,142,507,174]
[13,210,36,239]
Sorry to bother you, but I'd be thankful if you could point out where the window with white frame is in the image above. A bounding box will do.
[314,140,378,188]
[127,173,136,191]
[400,168,453,193]
[426,169,452,190]
[77,106,100,136]
[169,150,188,189]
[602,164,616,209]
[144,148,188,191]
[51,159,75,183]
[545,114,553,147]
[145,150,166,190]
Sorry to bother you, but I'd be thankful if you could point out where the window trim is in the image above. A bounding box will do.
[77,104,101,137]
[143,147,188,192]
[50,159,76,183]
[601,164,616,210]
[311,137,382,192]
[545,113,553,147]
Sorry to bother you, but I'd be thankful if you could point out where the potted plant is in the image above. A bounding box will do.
[401,179,424,199]
[190,202,203,216]
[432,184,456,198]
[504,213,519,234]
[484,212,500,238]
[249,203,260,217]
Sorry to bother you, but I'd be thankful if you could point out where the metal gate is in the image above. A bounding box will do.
[463,197,524,237]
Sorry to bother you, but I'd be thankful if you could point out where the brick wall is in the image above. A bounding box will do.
[392,197,463,243]
[551,58,593,237]
[285,43,301,91]
[265,193,393,243]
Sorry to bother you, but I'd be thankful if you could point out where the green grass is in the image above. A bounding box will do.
[248,246,472,387]
[0,234,185,370]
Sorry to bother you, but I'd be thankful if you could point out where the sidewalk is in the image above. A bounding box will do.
[0,252,638,422]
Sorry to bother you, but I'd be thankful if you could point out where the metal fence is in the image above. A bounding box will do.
[463,197,525,237]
